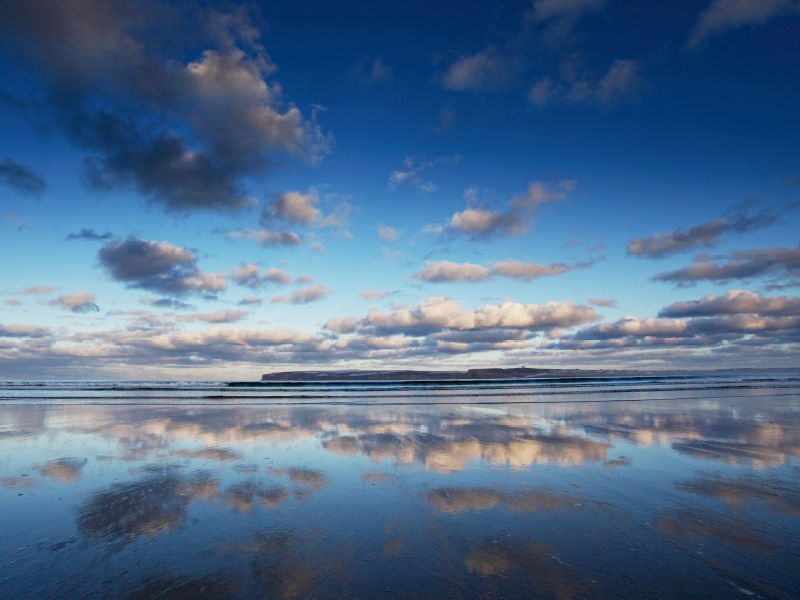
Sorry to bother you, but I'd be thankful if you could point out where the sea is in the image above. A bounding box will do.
[1,373,799,599]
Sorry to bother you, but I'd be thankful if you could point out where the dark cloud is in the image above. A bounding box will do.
[98,236,226,296]
[77,469,219,542]
[0,0,332,212]
[546,288,800,353]
[238,295,263,306]
[588,297,616,307]
[627,202,781,259]
[653,245,800,287]
[66,228,113,241]
[0,157,46,195]
[48,291,100,313]
[271,284,332,305]
[142,297,196,310]
[659,290,800,318]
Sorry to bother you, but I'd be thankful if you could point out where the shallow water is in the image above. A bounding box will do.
[1,376,799,599]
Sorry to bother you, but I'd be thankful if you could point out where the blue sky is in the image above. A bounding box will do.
[1,0,799,379]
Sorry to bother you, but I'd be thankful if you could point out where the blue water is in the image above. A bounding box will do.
[1,374,798,598]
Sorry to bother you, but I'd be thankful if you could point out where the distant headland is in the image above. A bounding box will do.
[259,367,639,381]
[252,366,794,382]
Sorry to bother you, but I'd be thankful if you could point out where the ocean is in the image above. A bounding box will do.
[1,373,799,598]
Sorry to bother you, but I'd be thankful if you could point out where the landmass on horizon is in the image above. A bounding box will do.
[253,366,796,382]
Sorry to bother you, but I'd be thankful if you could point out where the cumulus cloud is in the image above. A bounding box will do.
[541,288,800,357]
[229,263,292,288]
[4,299,21,307]
[99,236,226,296]
[659,290,800,317]
[688,0,800,47]
[258,188,351,235]
[66,228,113,241]
[329,296,597,337]
[448,180,575,240]
[271,285,332,305]
[0,158,46,195]
[226,229,302,247]
[324,316,359,334]
[627,203,780,259]
[0,1,332,212]
[414,259,592,283]
[49,291,99,313]
[262,190,321,226]
[653,245,800,287]
[359,290,392,300]
[176,310,249,324]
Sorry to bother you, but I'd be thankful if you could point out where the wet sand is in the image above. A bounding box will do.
[1,380,799,598]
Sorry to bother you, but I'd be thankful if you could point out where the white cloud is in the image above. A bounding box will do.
[175,310,249,324]
[344,296,598,335]
[377,226,401,241]
[441,48,513,92]
[414,261,492,283]
[688,0,800,47]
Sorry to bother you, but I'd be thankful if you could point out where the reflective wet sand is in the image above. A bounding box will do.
[1,384,799,598]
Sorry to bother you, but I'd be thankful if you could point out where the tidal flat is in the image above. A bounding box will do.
[1,377,799,599]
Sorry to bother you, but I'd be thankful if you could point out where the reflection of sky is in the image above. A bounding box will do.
[0,394,799,598]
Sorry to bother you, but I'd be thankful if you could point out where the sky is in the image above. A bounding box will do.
[0,0,799,379]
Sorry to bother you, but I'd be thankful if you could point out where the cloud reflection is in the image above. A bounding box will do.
[33,457,87,482]
[425,487,576,513]
[78,468,219,542]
